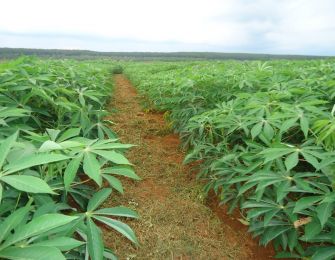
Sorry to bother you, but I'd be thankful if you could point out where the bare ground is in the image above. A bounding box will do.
[104,74,275,260]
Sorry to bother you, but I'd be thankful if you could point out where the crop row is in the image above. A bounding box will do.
[125,59,335,259]
[0,57,138,260]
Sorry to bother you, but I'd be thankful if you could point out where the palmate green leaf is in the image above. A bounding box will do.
[312,246,335,260]
[92,150,131,165]
[94,206,139,218]
[0,131,18,170]
[90,139,133,150]
[32,236,84,251]
[263,122,274,140]
[245,172,283,182]
[259,148,295,163]
[264,208,281,226]
[0,107,29,119]
[285,152,299,171]
[1,214,78,249]
[301,152,320,169]
[57,128,81,142]
[0,246,65,260]
[87,188,112,212]
[3,153,70,174]
[304,218,322,240]
[0,205,32,244]
[287,229,298,252]
[280,117,298,133]
[64,156,82,191]
[93,215,138,244]
[1,175,55,194]
[38,140,63,152]
[59,140,84,149]
[102,174,124,193]
[293,196,323,213]
[316,202,334,227]
[276,181,291,203]
[247,207,274,219]
[242,200,279,209]
[256,179,284,191]
[260,226,292,246]
[46,129,61,141]
[294,178,320,194]
[251,122,263,139]
[86,217,104,260]
[83,152,102,186]
[320,192,335,203]
[300,115,309,138]
[103,248,118,260]
[102,166,141,180]
[237,182,258,197]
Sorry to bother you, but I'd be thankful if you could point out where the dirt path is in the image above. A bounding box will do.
[104,75,275,259]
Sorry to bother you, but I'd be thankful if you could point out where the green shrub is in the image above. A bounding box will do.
[111,64,123,74]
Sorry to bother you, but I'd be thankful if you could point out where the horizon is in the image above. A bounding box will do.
[1,47,332,57]
[1,0,334,56]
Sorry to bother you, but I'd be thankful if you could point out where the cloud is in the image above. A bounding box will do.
[0,0,334,55]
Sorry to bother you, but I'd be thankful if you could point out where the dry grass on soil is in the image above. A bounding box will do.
[103,75,275,260]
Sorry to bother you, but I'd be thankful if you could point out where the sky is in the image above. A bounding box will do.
[0,0,334,55]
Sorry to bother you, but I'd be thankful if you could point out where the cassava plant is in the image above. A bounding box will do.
[0,57,140,260]
[125,58,335,259]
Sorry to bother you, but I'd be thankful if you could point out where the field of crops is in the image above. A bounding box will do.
[0,57,139,260]
[124,59,335,259]
[1,56,335,260]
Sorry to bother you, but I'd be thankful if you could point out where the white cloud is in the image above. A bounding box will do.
[0,0,334,54]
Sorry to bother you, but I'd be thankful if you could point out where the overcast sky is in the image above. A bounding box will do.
[0,0,334,55]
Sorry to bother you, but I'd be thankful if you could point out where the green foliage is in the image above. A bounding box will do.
[111,65,124,74]
[0,58,139,259]
[125,59,335,259]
